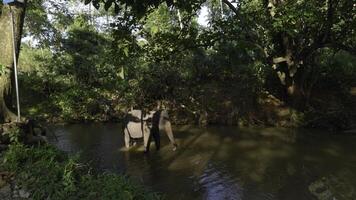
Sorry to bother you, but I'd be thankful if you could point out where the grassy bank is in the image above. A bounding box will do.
[0,144,161,200]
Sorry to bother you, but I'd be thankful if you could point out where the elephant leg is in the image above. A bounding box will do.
[151,128,160,151]
[163,121,177,145]
[124,128,130,148]
[143,127,152,153]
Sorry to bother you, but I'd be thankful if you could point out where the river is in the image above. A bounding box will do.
[46,123,356,200]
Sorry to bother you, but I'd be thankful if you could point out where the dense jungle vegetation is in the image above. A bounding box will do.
[0,0,355,129]
[0,0,355,199]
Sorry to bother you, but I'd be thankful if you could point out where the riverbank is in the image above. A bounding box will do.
[21,91,356,132]
[0,144,161,200]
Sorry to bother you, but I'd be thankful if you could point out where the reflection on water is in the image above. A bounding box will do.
[47,124,356,200]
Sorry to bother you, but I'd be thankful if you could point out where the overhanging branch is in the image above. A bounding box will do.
[222,0,239,16]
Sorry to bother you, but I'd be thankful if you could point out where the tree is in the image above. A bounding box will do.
[0,0,204,122]
[221,0,356,107]
[85,0,205,18]
[0,1,27,122]
[2,0,354,123]
[23,0,72,48]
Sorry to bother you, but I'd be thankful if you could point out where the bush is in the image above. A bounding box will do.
[1,144,161,200]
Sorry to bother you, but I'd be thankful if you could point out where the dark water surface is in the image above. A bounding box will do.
[47,124,356,200]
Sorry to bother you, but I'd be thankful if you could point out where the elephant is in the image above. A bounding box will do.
[123,109,177,152]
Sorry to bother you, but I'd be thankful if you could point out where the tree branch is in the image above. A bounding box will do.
[222,0,239,16]
[320,0,337,44]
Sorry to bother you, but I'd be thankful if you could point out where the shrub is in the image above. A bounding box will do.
[1,144,161,200]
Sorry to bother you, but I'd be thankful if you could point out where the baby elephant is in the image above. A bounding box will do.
[123,109,177,152]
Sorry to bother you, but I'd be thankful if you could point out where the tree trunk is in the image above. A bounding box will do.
[0,3,26,122]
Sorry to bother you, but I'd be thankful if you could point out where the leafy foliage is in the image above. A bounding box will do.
[2,144,161,199]
[16,0,356,128]
[83,0,205,18]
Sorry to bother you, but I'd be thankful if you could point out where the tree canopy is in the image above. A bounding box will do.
[0,0,355,128]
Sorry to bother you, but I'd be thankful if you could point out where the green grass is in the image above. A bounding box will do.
[1,144,162,200]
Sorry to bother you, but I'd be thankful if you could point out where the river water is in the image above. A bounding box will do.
[47,124,356,200]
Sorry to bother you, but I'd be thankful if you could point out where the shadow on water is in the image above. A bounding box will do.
[47,124,356,200]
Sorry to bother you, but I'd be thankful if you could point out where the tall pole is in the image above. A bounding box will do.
[220,0,224,17]
[10,8,21,122]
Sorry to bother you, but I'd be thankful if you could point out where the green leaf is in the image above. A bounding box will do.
[123,47,129,57]
[104,0,114,11]
[114,3,120,14]
[0,64,7,75]
[83,0,91,5]
[92,1,100,9]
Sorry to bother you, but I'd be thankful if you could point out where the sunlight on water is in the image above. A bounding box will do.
[47,124,356,200]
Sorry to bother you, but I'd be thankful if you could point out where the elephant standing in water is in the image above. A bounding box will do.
[123,109,177,152]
